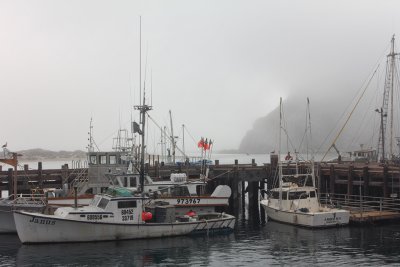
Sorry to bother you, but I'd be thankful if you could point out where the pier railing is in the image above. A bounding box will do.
[319,193,400,213]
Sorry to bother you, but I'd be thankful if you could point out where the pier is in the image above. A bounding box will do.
[2,155,400,224]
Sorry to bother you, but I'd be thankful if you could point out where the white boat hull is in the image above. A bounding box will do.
[14,211,235,243]
[261,200,349,228]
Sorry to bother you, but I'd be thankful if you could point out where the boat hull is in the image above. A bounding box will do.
[14,211,235,243]
[0,204,46,233]
[0,207,16,233]
[260,200,349,228]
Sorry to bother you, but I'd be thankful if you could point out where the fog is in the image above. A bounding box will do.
[1,0,400,155]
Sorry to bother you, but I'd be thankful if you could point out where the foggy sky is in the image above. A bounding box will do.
[1,0,400,154]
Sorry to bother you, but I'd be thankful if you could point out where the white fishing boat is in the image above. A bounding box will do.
[107,171,231,215]
[260,178,350,227]
[260,98,350,228]
[13,187,235,243]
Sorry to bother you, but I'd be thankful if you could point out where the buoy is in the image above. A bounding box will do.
[186,210,196,217]
[142,211,153,221]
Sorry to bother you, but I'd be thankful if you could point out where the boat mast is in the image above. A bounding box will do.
[378,35,398,161]
[134,93,152,193]
[182,124,185,161]
[279,97,283,210]
[134,16,152,193]
[389,35,397,159]
[169,110,176,164]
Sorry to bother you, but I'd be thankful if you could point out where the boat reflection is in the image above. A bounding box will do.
[16,233,235,266]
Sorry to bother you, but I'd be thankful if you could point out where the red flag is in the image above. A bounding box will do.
[203,138,209,150]
[197,137,204,148]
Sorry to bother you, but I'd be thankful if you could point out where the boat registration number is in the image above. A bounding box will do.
[176,198,201,205]
[121,209,134,221]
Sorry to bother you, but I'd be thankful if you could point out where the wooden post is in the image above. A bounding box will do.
[38,162,43,188]
[270,154,278,189]
[215,160,219,166]
[329,164,335,194]
[248,181,260,223]
[0,165,2,171]
[363,166,369,197]
[7,168,12,197]
[260,180,266,223]
[241,180,246,219]
[347,164,354,196]
[24,164,28,171]
[383,165,388,198]
[252,159,256,166]
[317,163,322,193]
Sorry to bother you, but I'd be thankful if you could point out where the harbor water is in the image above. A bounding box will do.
[1,220,400,266]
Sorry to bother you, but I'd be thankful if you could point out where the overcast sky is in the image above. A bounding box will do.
[1,0,400,154]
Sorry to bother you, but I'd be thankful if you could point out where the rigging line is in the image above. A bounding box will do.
[184,125,199,145]
[321,65,380,161]
[317,45,390,154]
[147,114,188,158]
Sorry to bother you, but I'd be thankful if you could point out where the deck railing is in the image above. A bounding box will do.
[319,193,400,213]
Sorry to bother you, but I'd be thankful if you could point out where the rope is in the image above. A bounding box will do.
[321,65,380,161]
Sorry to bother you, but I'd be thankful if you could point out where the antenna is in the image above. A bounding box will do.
[139,16,142,107]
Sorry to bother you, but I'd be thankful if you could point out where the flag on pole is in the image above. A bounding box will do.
[197,137,204,148]
[203,138,209,150]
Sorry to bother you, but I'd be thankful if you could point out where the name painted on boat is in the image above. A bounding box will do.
[29,217,56,225]
[177,198,201,205]
[87,214,103,220]
[121,209,134,221]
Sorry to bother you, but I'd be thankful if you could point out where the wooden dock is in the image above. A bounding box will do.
[350,210,400,223]
[2,155,400,224]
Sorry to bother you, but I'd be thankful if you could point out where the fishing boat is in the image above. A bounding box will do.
[13,187,235,243]
[260,98,350,228]
[107,171,231,215]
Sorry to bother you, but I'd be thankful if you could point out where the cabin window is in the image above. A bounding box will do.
[118,200,137,209]
[288,191,308,200]
[90,196,101,206]
[271,191,280,199]
[196,185,205,195]
[123,177,128,187]
[109,155,117,164]
[310,191,316,198]
[97,198,109,209]
[170,186,190,197]
[100,155,107,164]
[158,186,168,195]
[282,191,288,200]
[90,155,97,165]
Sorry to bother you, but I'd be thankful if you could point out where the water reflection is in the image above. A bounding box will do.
[16,234,236,267]
[1,221,400,266]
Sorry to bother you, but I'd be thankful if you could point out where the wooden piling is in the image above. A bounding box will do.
[38,162,43,188]
[347,164,354,195]
[260,180,266,223]
[363,165,369,196]
[329,164,335,194]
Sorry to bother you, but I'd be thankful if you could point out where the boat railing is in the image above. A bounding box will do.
[319,193,400,214]
[6,193,47,205]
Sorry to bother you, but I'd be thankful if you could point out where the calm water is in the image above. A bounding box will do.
[1,220,400,266]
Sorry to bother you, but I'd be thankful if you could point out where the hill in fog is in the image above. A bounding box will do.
[239,91,381,155]
[15,148,86,161]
